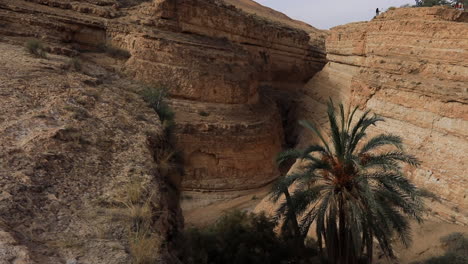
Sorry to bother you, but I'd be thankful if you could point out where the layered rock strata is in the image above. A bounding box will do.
[112,0,327,191]
[1,0,327,191]
[298,6,468,223]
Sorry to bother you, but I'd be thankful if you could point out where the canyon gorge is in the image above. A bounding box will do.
[0,0,466,263]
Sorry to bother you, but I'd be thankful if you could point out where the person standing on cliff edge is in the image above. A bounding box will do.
[376,8,380,16]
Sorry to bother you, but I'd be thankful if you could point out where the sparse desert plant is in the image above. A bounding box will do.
[129,231,160,264]
[116,0,152,8]
[141,86,175,135]
[141,86,173,121]
[153,147,177,176]
[25,39,47,58]
[98,43,131,59]
[273,100,432,264]
[182,194,193,200]
[64,105,90,120]
[66,57,82,71]
[198,111,210,117]
[419,232,468,263]
[440,232,468,256]
[424,253,468,264]
[115,182,161,264]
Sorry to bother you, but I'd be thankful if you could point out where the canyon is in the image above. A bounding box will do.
[0,0,466,263]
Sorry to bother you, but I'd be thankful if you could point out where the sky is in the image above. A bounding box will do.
[256,0,417,29]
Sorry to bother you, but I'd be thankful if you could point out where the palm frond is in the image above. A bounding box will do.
[290,185,330,216]
[299,120,332,155]
[360,134,403,154]
[327,100,344,158]
[348,114,385,155]
[270,173,305,202]
[365,151,421,167]
[276,149,303,166]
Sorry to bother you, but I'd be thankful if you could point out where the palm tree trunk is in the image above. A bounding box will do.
[367,231,373,264]
[338,196,349,264]
[283,189,303,247]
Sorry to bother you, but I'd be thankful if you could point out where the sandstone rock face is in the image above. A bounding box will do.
[0,0,327,192]
[109,0,327,191]
[299,6,468,223]
[0,2,183,261]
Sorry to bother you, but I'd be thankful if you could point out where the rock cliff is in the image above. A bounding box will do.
[296,6,468,223]
[112,0,327,191]
[0,0,327,190]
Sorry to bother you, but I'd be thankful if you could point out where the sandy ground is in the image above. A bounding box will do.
[183,185,271,228]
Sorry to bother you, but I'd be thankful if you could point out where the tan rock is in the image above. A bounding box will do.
[0,41,182,263]
[295,6,468,223]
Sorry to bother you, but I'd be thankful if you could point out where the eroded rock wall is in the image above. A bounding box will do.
[1,0,327,192]
[300,7,468,223]
[110,0,327,191]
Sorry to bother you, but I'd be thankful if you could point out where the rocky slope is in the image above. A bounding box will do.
[294,6,468,224]
[0,42,182,263]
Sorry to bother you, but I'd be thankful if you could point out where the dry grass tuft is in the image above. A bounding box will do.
[113,181,162,264]
[129,230,160,264]
[25,39,47,58]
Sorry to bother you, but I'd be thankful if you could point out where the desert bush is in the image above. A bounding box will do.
[25,39,47,58]
[116,0,152,7]
[64,105,90,120]
[424,253,468,264]
[420,232,468,264]
[98,43,131,59]
[66,57,82,71]
[141,86,175,135]
[198,111,210,117]
[141,86,173,121]
[182,211,318,264]
[153,146,178,176]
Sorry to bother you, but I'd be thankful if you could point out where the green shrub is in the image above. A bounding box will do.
[182,211,318,264]
[25,39,47,58]
[141,86,174,122]
[141,86,175,135]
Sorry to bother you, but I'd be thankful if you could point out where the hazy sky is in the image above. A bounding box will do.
[256,0,416,29]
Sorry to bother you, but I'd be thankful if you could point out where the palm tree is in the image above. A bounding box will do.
[271,100,430,264]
